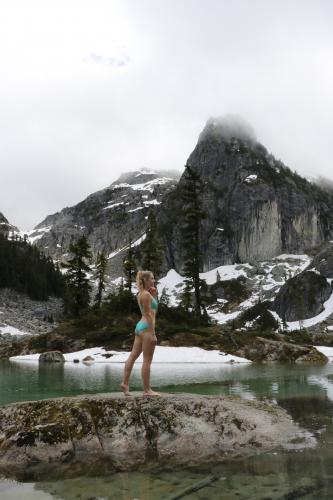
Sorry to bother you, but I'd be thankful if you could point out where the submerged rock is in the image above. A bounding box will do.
[0,393,315,480]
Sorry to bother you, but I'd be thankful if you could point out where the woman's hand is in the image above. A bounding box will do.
[148,286,158,297]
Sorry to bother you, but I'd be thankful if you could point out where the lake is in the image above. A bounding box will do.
[1,358,333,499]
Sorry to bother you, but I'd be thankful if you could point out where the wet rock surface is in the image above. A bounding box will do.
[0,392,316,480]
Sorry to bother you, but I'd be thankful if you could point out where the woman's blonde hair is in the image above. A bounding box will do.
[136,270,153,291]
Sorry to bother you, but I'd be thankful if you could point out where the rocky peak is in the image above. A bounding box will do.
[21,168,181,278]
[115,167,180,186]
[160,116,333,271]
[197,115,257,145]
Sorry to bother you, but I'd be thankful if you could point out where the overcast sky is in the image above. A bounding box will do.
[1,0,333,231]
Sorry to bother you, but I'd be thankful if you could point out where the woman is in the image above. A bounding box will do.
[120,270,161,397]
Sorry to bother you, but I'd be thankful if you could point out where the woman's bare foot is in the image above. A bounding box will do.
[120,382,131,396]
[143,389,161,397]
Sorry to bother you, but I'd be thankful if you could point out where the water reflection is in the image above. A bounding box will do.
[2,360,333,497]
[3,360,333,406]
[2,448,333,499]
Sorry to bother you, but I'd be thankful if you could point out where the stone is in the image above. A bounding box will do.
[82,356,94,362]
[234,337,328,364]
[271,264,287,282]
[304,242,333,278]
[39,351,65,363]
[271,270,332,321]
[0,393,316,480]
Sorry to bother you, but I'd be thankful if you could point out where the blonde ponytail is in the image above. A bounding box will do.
[136,270,153,291]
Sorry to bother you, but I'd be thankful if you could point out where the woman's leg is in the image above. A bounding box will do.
[120,334,143,395]
[141,331,160,396]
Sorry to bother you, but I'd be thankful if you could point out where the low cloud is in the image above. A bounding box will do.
[1,0,333,230]
[86,51,130,67]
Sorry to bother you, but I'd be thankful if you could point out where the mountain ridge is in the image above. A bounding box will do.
[8,116,333,281]
[14,167,180,276]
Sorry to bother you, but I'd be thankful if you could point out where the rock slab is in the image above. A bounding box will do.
[0,392,315,479]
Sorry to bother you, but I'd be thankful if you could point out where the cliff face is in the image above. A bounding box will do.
[23,168,180,277]
[160,117,333,272]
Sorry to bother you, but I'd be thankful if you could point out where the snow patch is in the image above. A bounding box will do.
[113,177,173,193]
[10,346,251,364]
[0,324,31,337]
[244,174,258,184]
[143,199,161,206]
[128,207,144,213]
[103,201,124,210]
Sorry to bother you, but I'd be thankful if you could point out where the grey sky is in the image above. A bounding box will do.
[1,0,333,231]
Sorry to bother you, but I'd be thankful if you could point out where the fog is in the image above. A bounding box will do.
[1,0,333,230]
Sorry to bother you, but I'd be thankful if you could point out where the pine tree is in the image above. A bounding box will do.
[159,286,171,307]
[281,314,288,332]
[179,163,207,322]
[123,237,137,294]
[141,211,164,280]
[118,276,125,293]
[297,288,306,331]
[62,235,92,316]
[93,250,108,308]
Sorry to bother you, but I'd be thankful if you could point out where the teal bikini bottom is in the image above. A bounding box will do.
[135,320,150,336]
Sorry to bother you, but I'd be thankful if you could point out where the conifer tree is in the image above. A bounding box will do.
[118,276,125,293]
[179,163,207,322]
[123,237,137,294]
[93,250,108,308]
[62,235,92,316]
[141,210,164,279]
[159,286,171,307]
[281,314,288,332]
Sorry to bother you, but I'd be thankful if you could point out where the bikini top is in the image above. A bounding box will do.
[138,293,158,314]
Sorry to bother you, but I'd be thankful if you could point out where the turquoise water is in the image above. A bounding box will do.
[1,359,333,498]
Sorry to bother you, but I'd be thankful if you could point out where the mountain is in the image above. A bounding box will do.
[159,116,333,272]
[21,168,180,278]
[14,116,333,299]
